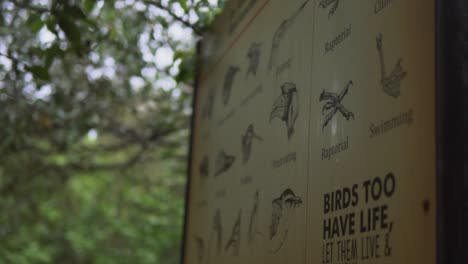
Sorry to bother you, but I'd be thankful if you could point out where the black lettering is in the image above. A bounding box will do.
[323,218,331,239]
[324,193,330,214]
[351,184,359,206]
[363,180,371,203]
[371,177,382,201]
[384,173,396,197]
[336,189,342,210]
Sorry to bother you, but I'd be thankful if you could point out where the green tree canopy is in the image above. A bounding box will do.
[0,0,224,263]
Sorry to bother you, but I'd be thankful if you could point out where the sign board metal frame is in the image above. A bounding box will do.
[182,1,468,263]
[436,1,468,263]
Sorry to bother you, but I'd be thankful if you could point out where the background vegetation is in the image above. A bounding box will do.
[0,0,224,263]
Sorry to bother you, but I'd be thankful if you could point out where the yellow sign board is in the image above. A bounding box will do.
[184,1,436,263]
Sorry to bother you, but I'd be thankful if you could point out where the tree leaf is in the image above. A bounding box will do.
[83,0,97,13]
[27,66,51,81]
[57,17,81,44]
[65,5,87,19]
[26,14,44,33]
[46,16,58,34]
[45,44,63,68]
[179,0,189,12]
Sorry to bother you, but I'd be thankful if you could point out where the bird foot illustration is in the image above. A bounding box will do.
[215,150,235,176]
[319,81,354,130]
[376,33,407,98]
[319,0,340,18]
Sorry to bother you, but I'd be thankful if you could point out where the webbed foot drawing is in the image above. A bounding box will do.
[376,33,407,98]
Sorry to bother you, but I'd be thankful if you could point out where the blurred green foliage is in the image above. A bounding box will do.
[0,0,224,263]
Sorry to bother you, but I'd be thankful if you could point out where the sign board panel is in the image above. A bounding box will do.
[184,1,436,263]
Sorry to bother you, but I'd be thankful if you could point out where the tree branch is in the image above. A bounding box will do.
[144,0,202,36]
[66,146,149,172]
[10,0,50,13]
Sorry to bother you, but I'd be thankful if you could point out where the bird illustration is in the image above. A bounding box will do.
[376,33,407,98]
[212,209,222,255]
[246,42,262,77]
[202,89,215,120]
[269,189,303,253]
[194,236,205,264]
[241,124,263,164]
[222,66,240,105]
[270,189,303,240]
[214,150,235,176]
[270,82,299,140]
[268,0,311,71]
[248,191,259,244]
[199,155,209,181]
[225,210,241,256]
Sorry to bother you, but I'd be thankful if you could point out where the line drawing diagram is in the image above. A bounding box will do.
[241,124,263,164]
[248,191,260,244]
[319,80,354,130]
[246,42,262,77]
[319,0,340,18]
[269,189,303,253]
[376,33,407,98]
[212,209,223,256]
[268,0,310,71]
[225,210,241,256]
[214,150,236,177]
[199,155,209,182]
[202,88,215,120]
[222,66,240,105]
[270,82,299,140]
[194,235,205,264]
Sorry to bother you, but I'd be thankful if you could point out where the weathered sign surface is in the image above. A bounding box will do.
[184,1,436,263]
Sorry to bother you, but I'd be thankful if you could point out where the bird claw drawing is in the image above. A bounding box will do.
[319,0,340,18]
[270,82,299,140]
[319,81,354,130]
[376,33,407,98]
[215,150,235,177]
